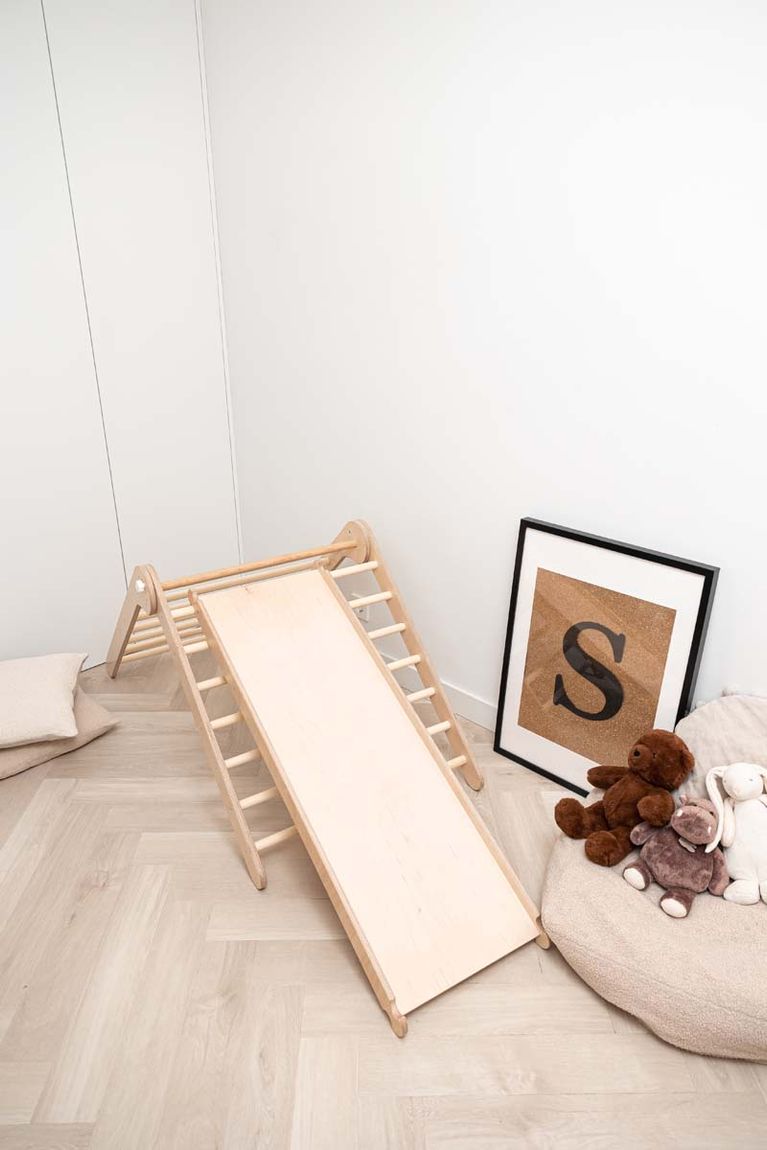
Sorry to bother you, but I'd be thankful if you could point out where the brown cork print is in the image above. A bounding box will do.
[518,567,676,765]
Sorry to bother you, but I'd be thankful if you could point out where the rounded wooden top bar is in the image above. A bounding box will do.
[160,539,355,593]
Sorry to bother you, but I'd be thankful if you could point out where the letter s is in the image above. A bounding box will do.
[553,621,625,722]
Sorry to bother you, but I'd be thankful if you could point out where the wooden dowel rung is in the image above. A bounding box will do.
[125,634,171,655]
[446,755,467,770]
[225,748,260,769]
[386,654,421,672]
[128,621,202,647]
[330,561,379,579]
[240,786,278,810]
[254,825,298,851]
[131,615,159,633]
[127,627,163,644]
[132,604,195,633]
[349,591,392,610]
[197,675,226,692]
[162,539,355,594]
[407,687,436,703]
[427,720,451,736]
[367,623,406,641]
[165,562,322,603]
[171,604,196,619]
[183,640,209,655]
[121,645,170,663]
[210,711,242,730]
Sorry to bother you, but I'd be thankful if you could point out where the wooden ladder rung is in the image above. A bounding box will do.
[210,710,243,730]
[197,675,226,691]
[387,654,421,672]
[240,785,278,810]
[225,749,260,769]
[427,720,451,736]
[446,755,467,770]
[368,623,406,641]
[122,645,169,663]
[184,640,209,655]
[255,825,298,851]
[132,604,195,632]
[330,561,379,578]
[407,687,435,703]
[124,633,171,654]
[351,591,392,610]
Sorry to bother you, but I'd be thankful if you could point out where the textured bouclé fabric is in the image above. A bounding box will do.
[0,653,85,747]
[542,694,767,1061]
[0,688,117,780]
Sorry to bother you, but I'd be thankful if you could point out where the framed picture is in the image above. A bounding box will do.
[494,519,718,795]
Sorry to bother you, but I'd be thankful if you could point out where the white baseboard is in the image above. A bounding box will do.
[441,679,497,733]
[378,647,496,734]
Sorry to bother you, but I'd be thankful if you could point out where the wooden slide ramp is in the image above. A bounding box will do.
[193,567,541,1034]
[106,521,545,1035]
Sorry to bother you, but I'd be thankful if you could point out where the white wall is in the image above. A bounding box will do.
[1,0,240,665]
[44,0,240,578]
[203,0,767,721]
[0,0,126,662]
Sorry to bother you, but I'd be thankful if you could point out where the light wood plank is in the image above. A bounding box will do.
[0,1126,92,1150]
[156,943,302,1148]
[0,780,78,936]
[0,764,53,851]
[357,1033,700,1096]
[418,1093,767,1149]
[290,1037,357,1150]
[0,1064,50,1125]
[0,805,108,1044]
[197,570,539,1016]
[302,978,613,1037]
[207,897,345,941]
[89,901,208,1150]
[35,865,169,1122]
[0,832,139,1062]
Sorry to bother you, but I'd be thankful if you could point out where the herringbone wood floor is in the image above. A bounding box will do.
[1,651,766,1148]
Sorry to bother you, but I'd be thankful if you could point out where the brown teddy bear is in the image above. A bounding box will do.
[623,794,729,917]
[554,729,695,866]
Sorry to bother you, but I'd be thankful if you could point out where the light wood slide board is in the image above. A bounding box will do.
[106,520,545,1034]
[194,568,541,1024]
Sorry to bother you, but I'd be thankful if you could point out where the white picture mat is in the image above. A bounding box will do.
[498,529,706,791]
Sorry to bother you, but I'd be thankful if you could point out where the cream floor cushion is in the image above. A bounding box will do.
[0,688,116,780]
[542,693,767,1061]
[0,652,85,747]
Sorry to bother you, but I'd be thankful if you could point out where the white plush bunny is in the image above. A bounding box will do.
[705,763,767,904]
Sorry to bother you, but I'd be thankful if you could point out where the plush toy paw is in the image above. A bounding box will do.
[660,888,694,918]
[661,897,688,918]
[623,862,649,890]
[637,792,674,827]
[585,830,627,867]
[554,797,589,838]
[724,879,760,905]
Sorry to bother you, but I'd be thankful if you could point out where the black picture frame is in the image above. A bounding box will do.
[494,518,719,795]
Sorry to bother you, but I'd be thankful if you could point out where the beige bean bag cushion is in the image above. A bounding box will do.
[542,693,767,1061]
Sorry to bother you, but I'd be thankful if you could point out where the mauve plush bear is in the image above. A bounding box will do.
[623,794,729,918]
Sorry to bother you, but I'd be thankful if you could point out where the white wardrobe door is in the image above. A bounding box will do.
[43,0,240,580]
[0,0,126,663]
